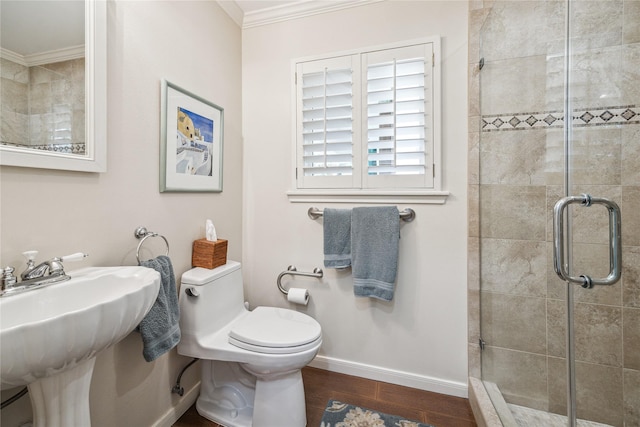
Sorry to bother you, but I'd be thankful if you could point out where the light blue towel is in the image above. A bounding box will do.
[351,206,400,301]
[323,208,352,269]
[138,255,181,362]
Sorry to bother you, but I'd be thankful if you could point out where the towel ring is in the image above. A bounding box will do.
[135,226,169,265]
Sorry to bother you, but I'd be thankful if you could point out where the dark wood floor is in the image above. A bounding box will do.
[173,366,477,427]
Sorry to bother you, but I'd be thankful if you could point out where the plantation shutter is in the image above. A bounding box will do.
[362,44,434,188]
[296,55,361,189]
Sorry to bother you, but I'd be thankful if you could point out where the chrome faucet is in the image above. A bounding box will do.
[1,251,88,297]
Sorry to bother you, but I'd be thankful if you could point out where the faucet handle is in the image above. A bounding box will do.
[1,266,18,289]
[60,253,89,262]
[22,250,38,265]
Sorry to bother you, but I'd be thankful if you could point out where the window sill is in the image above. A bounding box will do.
[286,189,450,204]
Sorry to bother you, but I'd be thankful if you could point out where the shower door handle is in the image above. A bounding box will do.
[553,194,621,288]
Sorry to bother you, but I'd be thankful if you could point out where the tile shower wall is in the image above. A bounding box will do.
[473,1,640,426]
[0,57,85,153]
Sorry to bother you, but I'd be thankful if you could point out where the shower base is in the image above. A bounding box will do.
[469,377,613,427]
[509,404,612,427]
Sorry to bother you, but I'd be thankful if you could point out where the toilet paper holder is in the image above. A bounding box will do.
[277,265,323,295]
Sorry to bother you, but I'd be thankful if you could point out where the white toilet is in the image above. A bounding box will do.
[177,260,322,427]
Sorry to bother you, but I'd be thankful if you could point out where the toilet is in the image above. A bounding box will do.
[177,260,322,427]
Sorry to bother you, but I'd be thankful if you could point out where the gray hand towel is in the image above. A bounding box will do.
[351,206,400,301]
[138,255,181,362]
[323,208,352,269]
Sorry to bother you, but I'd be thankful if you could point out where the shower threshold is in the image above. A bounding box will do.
[509,404,612,427]
[482,379,612,427]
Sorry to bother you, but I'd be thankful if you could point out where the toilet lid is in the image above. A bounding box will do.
[228,307,321,353]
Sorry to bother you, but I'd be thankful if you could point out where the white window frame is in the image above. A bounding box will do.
[288,37,448,204]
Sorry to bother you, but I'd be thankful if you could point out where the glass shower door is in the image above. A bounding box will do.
[478,0,640,426]
[558,1,639,425]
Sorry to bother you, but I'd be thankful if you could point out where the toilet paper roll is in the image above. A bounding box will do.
[287,288,309,305]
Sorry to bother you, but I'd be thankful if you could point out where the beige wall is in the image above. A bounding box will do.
[242,1,470,396]
[0,1,242,425]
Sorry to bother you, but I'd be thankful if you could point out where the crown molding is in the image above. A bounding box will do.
[218,0,384,29]
[244,0,383,28]
[217,1,244,27]
[1,45,84,67]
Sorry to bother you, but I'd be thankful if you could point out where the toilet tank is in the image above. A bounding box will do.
[179,260,246,338]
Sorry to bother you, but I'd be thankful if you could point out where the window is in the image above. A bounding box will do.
[293,38,441,194]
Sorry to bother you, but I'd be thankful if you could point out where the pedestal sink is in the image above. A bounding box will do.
[0,266,161,427]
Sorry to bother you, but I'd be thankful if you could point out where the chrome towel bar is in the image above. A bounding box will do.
[277,265,323,295]
[134,226,169,265]
[307,207,416,222]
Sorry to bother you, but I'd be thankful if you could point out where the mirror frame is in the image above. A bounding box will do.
[0,0,107,172]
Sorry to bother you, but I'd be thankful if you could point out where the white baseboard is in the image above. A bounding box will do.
[152,381,201,427]
[308,355,468,398]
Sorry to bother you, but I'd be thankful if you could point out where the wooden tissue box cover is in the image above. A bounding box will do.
[192,238,228,269]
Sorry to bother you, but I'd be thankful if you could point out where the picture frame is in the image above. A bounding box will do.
[160,79,224,192]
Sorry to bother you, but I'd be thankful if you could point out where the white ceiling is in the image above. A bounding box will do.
[234,1,298,14]
[0,0,378,57]
[0,1,84,56]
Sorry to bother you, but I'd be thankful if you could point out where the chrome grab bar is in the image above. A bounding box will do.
[553,194,621,288]
[307,207,416,222]
[277,265,323,295]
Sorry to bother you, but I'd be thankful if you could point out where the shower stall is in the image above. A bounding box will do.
[470,0,640,426]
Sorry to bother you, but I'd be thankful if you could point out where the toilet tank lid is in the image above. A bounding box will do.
[181,260,241,285]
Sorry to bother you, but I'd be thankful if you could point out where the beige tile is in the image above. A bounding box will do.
[480,55,552,115]
[480,129,547,185]
[623,245,640,308]
[468,185,480,237]
[469,132,480,185]
[569,186,622,245]
[482,346,548,410]
[480,238,547,297]
[568,128,622,186]
[480,185,547,240]
[575,363,624,426]
[480,291,547,354]
[547,356,567,416]
[480,0,564,61]
[468,342,481,379]
[553,46,623,109]
[622,125,640,186]
[570,0,623,51]
[622,186,640,247]
[468,236,480,290]
[572,243,623,306]
[623,307,640,370]
[622,44,640,106]
[547,299,566,358]
[549,358,624,426]
[574,303,623,367]
[624,0,640,44]
[624,368,640,426]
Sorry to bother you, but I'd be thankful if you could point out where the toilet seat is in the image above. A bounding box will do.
[228,307,321,355]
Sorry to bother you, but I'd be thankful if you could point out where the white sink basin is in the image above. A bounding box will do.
[0,266,161,426]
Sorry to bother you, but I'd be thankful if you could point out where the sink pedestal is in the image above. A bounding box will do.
[28,358,96,427]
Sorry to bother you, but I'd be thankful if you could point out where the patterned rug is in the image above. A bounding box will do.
[320,399,435,427]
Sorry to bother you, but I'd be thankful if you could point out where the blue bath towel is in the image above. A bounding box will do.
[351,206,400,301]
[138,255,181,362]
[323,208,352,269]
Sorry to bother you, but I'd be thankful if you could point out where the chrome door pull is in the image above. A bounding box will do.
[553,194,621,288]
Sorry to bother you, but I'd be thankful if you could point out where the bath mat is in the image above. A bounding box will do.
[320,399,435,427]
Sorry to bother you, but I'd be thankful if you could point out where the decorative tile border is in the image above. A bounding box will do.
[1,142,86,154]
[482,105,640,132]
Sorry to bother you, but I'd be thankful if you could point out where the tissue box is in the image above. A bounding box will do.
[192,238,228,269]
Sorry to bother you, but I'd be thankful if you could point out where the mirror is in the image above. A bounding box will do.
[0,0,106,172]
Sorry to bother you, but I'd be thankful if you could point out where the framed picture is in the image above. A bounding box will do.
[160,80,223,192]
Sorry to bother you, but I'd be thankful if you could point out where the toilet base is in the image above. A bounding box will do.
[196,360,307,427]
[252,369,306,427]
